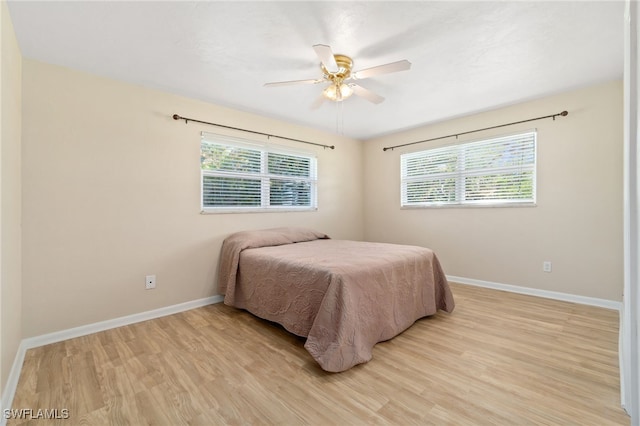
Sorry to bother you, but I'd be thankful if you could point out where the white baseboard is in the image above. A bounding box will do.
[447,275,622,311]
[22,295,224,349]
[1,340,28,426]
[0,294,223,425]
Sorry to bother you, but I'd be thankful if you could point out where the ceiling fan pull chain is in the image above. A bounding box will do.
[341,99,345,135]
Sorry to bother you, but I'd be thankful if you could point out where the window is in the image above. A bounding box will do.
[401,131,536,207]
[200,133,317,213]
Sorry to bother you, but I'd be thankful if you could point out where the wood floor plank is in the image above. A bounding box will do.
[8,283,630,425]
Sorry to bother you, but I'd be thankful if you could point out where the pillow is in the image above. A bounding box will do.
[224,227,330,249]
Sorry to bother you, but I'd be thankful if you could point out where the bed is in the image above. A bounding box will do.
[217,227,454,372]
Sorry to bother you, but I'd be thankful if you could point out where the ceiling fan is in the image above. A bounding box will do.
[264,44,411,107]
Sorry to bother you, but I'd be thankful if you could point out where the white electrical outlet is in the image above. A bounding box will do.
[145,275,156,289]
[543,261,552,273]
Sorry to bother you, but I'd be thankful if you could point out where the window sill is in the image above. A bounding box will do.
[201,207,318,214]
[401,202,536,209]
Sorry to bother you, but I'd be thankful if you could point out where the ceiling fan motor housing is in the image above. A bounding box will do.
[321,54,353,82]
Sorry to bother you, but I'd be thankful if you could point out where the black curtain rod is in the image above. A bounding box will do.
[172,114,335,150]
[382,110,568,152]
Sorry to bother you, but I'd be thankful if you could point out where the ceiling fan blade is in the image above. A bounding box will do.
[352,60,412,80]
[313,44,339,73]
[264,78,325,87]
[350,84,385,104]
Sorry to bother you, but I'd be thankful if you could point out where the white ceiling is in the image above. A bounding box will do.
[7,1,624,140]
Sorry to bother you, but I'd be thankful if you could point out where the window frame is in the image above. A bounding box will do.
[400,130,537,209]
[200,132,318,214]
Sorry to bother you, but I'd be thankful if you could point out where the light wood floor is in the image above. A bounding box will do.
[9,283,629,425]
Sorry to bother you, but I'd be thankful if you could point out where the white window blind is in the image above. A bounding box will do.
[401,131,536,207]
[200,133,317,212]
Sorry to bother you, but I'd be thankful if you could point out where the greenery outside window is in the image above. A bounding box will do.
[201,133,318,213]
[401,131,536,207]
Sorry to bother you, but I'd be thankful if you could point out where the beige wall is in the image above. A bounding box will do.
[21,59,363,338]
[363,80,623,301]
[1,0,22,397]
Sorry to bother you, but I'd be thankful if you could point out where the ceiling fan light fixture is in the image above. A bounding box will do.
[265,44,411,106]
[323,82,353,102]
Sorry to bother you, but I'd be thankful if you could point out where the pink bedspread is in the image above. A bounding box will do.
[218,227,455,372]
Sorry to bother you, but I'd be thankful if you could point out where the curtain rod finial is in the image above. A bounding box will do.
[172,114,180,120]
[560,111,568,116]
